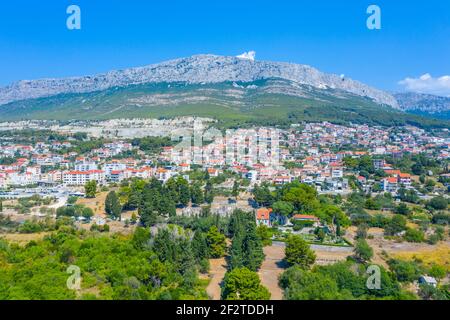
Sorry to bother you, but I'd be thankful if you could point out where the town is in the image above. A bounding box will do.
[0,118,449,300]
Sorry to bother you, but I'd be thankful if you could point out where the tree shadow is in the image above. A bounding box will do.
[276,259,289,269]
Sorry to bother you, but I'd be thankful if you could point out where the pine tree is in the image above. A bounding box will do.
[177,177,191,207]
[139,202,158,227]
[229,210,265,271]
[192,231,208,263]
[204,180,214,204]
[243,218,265,271]
[230,226,245,269]
[191,183,204,206]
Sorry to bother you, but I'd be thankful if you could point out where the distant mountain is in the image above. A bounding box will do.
[0,54,447,129]
[0,54,398,107]
[394,92,450,120]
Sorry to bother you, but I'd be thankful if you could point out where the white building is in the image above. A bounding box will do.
[63,170,105,186]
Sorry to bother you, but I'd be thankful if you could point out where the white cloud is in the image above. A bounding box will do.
[236,51,256,61]
[398,73,450,97]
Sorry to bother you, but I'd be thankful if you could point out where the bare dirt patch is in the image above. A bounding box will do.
[258,245,286,300]
[76,192,109,215]
[206,257,227,300]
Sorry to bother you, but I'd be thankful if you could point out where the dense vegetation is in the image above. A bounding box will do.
[0,226,210,300]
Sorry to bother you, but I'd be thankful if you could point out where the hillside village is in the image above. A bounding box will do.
[0,119,449,300]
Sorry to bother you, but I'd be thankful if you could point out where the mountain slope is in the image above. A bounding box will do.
[0,79,446,129]
[0,54,447,129]
[0,54,398,107]
[394,92,450,120]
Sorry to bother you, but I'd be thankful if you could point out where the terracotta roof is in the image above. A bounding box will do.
[386,177,398,184]
[292,214,319,221]
[256,208,272,220]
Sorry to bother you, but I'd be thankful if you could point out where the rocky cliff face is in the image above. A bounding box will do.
[394,92,450,114]
[0,54,399,108]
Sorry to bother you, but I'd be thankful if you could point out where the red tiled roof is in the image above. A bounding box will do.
[256,208,272,220]
[292,214,319,221]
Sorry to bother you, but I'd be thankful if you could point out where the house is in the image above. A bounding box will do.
[419,276,437,288]
[207,168,219,177]
[273,176,292,185]
[109,170,125,183]
[256,208,272,227]
[63,170,105,186]
[291,214,320,225]
[399,173,412,186]
[179,163,191,172]
[383,177,398,194]
[155,167,172,183]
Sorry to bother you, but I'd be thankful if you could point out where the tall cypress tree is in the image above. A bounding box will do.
[192,231,208,263]
[230,226,245,269]
[243,218,265,271]
[228,210,265,272]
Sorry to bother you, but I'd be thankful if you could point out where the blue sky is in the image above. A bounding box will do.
[0,0,449,94]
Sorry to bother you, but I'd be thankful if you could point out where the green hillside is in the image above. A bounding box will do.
[0,80,447,129]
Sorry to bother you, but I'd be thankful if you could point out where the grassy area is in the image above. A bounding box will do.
[391,243,450,272]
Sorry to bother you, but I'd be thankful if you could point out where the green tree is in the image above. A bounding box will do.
[404,228,425,243]
[177,177,191,207]
[139,203,158,227]
[395,203,410,216]
[356,223,368,239]
[388,259,422,282]
[279,266,345,300]
[206,226,226,258]
[130,213,137,224]
[253,183,273,207]
[272,201,294,216]
[256,225,272,246]
[82,207,94,220]
[222,267,271,300]
[192,231,209,264]
[230,226,245,269]
[284,235,316,269]
[84,180,97,198]
[281,182,319,213]
[343,156,359,169]
[427,196,448,211]
[384,215,407,236]
[428,264,446,282]
[105,191,122,220]
[190,183,204,206]
[354,239,373,263]
[204,180,214,204]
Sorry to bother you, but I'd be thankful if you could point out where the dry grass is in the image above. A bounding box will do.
[391,243,450,271]
[76,192,109,216]
[0,232,51,245]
